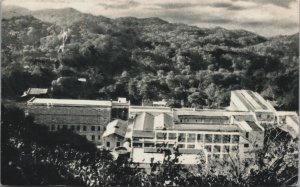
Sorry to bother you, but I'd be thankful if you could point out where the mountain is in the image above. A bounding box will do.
[1,6,299,111]
[2,5,31,18]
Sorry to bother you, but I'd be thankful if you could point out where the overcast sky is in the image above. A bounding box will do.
[3,0,299,36]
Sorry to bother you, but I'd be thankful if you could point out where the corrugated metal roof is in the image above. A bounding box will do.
[233,90,272,111]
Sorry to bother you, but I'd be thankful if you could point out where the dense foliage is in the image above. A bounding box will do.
[2,6,299,110]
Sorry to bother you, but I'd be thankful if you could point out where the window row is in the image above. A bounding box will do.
[156,132,239,143]
[207,153,238,161]
[35,115,105,123]
[179,118,228,123]
[132,142,239,152]
[50,124,104,132]
[106,141,121,148]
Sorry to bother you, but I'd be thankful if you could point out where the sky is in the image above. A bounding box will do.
[2,0,299,36]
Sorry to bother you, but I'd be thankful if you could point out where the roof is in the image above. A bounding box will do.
[246,121,263,131]
[174,110,228,116]
[154,113,173,129]
[130,106,172,114]
[173,124,241,132]
[28,98,112,106]
[232,90,273,111]
[132,112,174,138]
[153,101,167,105]
[22,88,48,97]
[277,124,298,139]
[132,131,155,138]
[133,112,155,131]
[173,110,230,122]
[102,120,128,138]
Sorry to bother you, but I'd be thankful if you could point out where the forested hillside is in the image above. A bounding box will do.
[2,6,298,110]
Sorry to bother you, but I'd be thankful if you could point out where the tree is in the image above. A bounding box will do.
[187,91,208,108]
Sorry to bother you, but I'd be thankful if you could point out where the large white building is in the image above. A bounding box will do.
[27,97,129,145]
[101,90,298,166]
[26,90,298,165]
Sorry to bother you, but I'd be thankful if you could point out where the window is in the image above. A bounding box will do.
[205,134,213,143]
[70,125,75,131]
[232,135,239,143]
[51,125,55,131]
[246,132,249,139]
[244,144,249,148]
[213,145,221,153]
[213,135,222,143]
[62,125,67,130]
[117,142,120,147]
[205,145,212,152]
[156,143,163,147]
[76,125,80,131]
[177,144,185,148]
[107,142,110,147]
[223,135,230,143]
[187,144,195,149]
[207,154,212,160]
[223,154,230,161]
[83,126,87,131]
[57,125,60,130]
[98,136,101,140]
[231,145,239,152]
[91,126,95,131]
[156,132,166,140]
[91,135,95,141]
[133,143,143,148]
[178,133,186,142]
[223,145,230,153]
[187,134,196,142]
[213,154,220,159]
[197,134,203,143]
[144,143,155,147]
[168,133,177,140]
[168,144,174,148]
[98,126,101,131]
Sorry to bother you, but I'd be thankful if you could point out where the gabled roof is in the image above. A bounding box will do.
[232,90,275,112]
[102,119,128,138]
[133,112,155,131]
[132,112,173,138]
[154,113,173,129]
